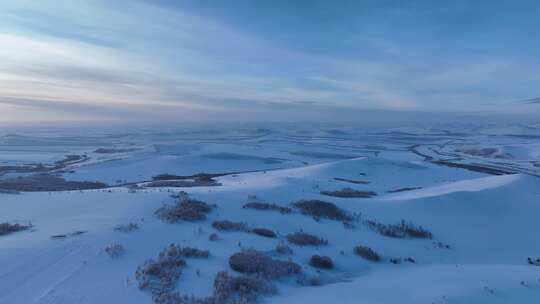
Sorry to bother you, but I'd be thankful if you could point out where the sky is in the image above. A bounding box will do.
[1,0,539,124]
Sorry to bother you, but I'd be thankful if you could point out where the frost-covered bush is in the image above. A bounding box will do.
[114,222,139,233]
[153,271,276,304]
[243,202,292,214]
[251,228,277,238]
[286,232,328,246]
[527,257,540,266]
[212,220,248,232]
[363,219,433,239]
[292,200,351,221]
[309,255,334,269]
[0,222,31,236]
[104,243,125,258]
[135,244,209,295]
[228,249,301,279]
[212,271,276,304]
[155,196,213,223]
[353,245,380,262]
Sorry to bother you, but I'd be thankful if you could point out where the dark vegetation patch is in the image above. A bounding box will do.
[309,255,334,269]
[49,230,87,240]
[154,271,276,304]
[527,257,540,266]
[432,160,515,175]
[94,148,138,154]
[155,195,213,223]
[390,257,416,264]
[292,199,351,221]
[251,228,277,238]
[334,177,370,185]
[0,222,31,236]
[353,245,380,262]
[208,233,219,241]
[135,244,209,295]
[149,173,223,187]
[387,187,422,193]
[291,151,358,159]
[104,243,125,258]
[363,219,433,239]
[228,249,301,279]
[0,154,87,177]
[212,220,248,232]
[114,222,139,233]
[320,188,377,198]
[286,232,328,246]
[243,202,292,214]
[0,174,108,192]
[146,179,221,188]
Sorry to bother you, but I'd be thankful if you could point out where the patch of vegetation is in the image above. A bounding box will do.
[104,243,125,258]
[251,228,277,238]
[389,257,416,264]
[353,245,381,262]
[292,199,351,221]
[135,244,209,295]
[309,255,334,269]
[286,232,328,246]
[527,257,540,266]
[243,202,292,214]
[387,187,422,193]
[0,222,31,236]
[334,177,370,184]
[320,188,377,198]
[154,271,276,304]
[228,249,301,279]
[363,219,433,239]
[208,233,219,241]
[212,220,248,232]
[114,222,139,233]
[155,195,213,223]
[0,174,108,192]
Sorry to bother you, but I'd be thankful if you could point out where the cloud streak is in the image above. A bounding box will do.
[0,0,539,124]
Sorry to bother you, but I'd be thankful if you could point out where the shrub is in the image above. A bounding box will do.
[152,271,277,304]
[363,219,433,239]
[212,220,248,232]
[292,199,351,221]
[213,271,276,304]
[243,202,292,214]
[251,228,277,238]
[353,245,380,262]
[135,244,209,295]
[105,243,125,258]
[0,222,31,236]
[228,249,301,279]
[286,232,328,246]
[309,255,334,269]
[114,222,139,233]
[320,188,377,198]
[527,257,540,266]
[208,233,219,241]
[155,196,213,223]
[275,244,293,255]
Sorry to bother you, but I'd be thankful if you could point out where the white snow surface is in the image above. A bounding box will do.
[1,125,540,304]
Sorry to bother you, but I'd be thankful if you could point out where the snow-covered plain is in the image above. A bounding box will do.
[1,123,540,304]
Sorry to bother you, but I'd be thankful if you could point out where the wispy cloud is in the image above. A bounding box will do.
[1,0,539,124]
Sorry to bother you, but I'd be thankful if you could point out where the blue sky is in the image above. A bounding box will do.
[1,0,539,124]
